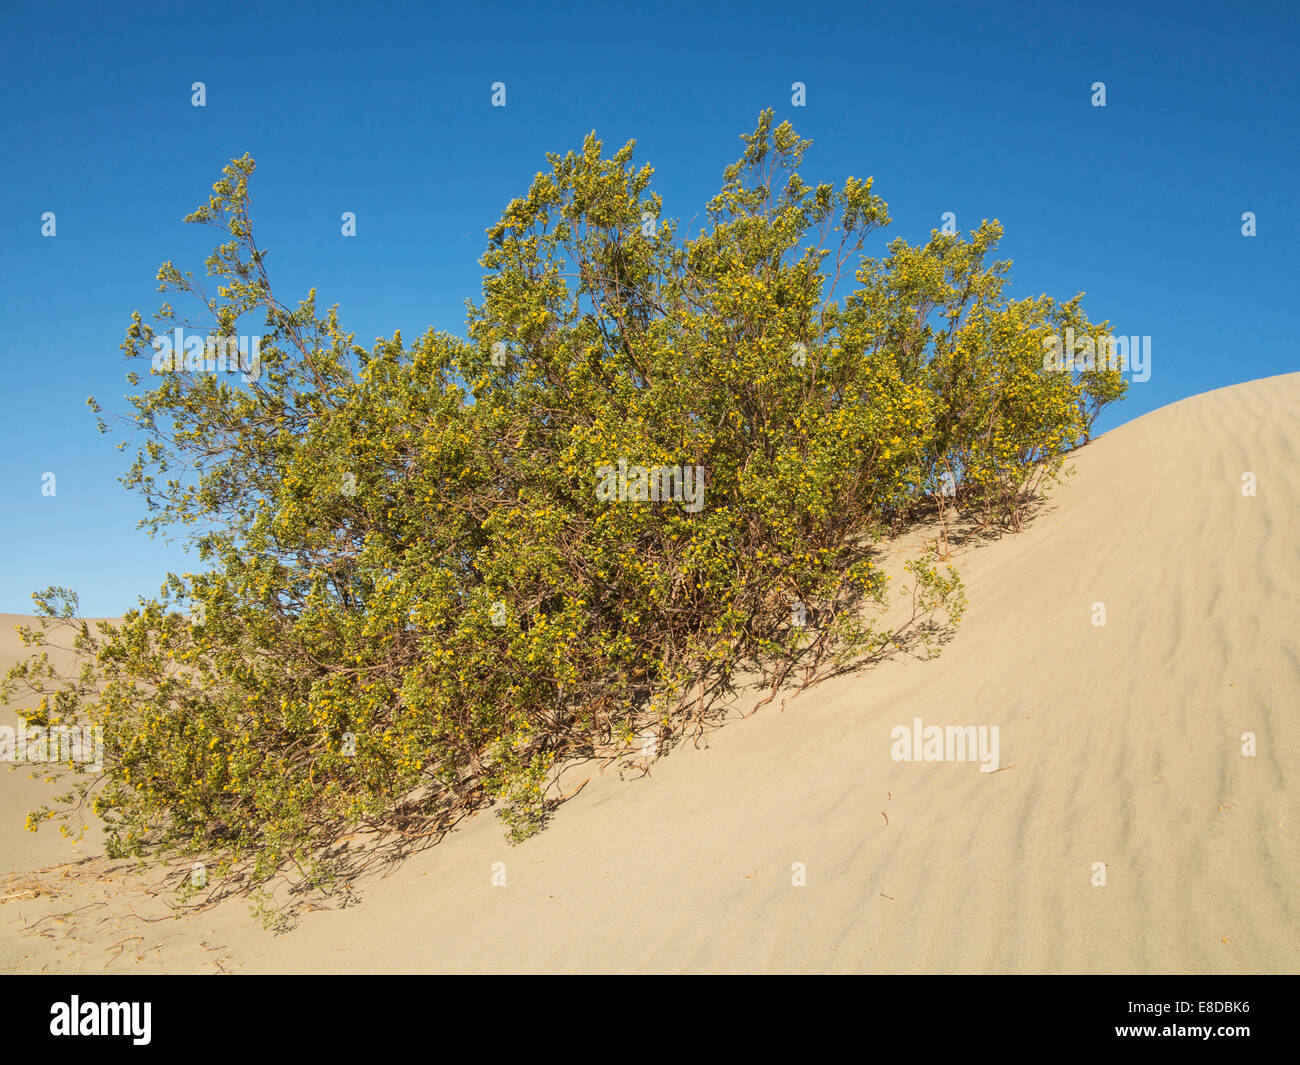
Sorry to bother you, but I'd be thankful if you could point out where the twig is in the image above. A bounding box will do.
[554,777,590,802]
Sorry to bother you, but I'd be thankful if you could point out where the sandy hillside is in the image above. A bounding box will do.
[2,373,1297,974]
[0,617,108,877]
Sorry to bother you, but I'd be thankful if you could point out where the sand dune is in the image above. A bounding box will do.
[0,618,107,878]
[2,373,1297,973]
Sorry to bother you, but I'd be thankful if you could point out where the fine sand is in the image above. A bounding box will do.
[2,373,1297,973]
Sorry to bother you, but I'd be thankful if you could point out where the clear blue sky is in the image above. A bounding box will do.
[1,0,1296,615]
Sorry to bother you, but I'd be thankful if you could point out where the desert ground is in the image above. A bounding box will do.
[2,373,1297,974]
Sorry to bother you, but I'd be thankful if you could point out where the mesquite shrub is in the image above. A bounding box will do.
[4,113,1123,899]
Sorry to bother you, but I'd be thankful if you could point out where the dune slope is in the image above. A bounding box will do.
[3,373,1297,973]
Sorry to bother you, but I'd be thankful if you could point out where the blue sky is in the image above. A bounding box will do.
[1,0,1296,615]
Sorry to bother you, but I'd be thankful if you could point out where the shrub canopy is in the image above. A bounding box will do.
[5,113,1123,899]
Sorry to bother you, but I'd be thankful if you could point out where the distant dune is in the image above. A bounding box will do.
[0,616,108,877]
[3,373,1297,973]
